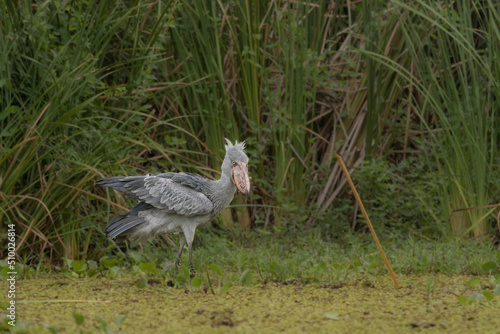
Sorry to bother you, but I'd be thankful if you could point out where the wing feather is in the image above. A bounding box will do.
[131,175,213,216]
[96,173,214,216]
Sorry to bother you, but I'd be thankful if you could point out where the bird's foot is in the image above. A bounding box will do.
[189,265,196,278]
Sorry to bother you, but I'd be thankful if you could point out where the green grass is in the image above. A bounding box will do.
[12,230,499,285]
[190,231,500,281]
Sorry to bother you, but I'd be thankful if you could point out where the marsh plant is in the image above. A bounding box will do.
[1,0,499,265]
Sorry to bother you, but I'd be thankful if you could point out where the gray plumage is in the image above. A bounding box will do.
[95,139,250,276]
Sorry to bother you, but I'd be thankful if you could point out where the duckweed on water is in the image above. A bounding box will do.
[2,274,500,333]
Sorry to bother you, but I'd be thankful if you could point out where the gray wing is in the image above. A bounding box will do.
[95,176,141,200]
[96,174,214,216]
[156,172,208,192]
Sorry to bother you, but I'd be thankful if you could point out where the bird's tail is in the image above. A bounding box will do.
[105,214,144,242]
[95,176,146,200]
[104,201,152,242]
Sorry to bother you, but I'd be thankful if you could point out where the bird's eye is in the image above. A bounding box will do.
[231,161,237,166]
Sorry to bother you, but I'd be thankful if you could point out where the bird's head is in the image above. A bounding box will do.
[222,138,250,196]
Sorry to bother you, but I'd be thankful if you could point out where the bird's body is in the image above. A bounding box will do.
[95,139,250,276]
[101,172,237,243]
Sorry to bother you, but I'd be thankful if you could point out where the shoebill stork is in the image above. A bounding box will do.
[95,139,250,277]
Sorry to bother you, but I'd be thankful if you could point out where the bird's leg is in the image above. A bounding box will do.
[188,243,195,278]
[174,234,186,274]
[181,225,197,278]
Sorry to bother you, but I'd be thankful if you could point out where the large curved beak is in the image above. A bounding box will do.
[231,162,250,197]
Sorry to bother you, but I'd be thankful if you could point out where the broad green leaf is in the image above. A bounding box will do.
[493,285,500,296]
[100,258,118,269]
[64,258,73,269]
[114,316,126,328]
[70,260,87,273]
[108,266,120,278]
[180,266,190,277]
[482,291,495,301]
[128,251,143,264]
[45,325,58,334]
[209,264,223,276]
[97,316,109,331]
[140,262,156,274]
[467,277,480,288]
[191,277,203,288]
[0,106,19,121]
[468,293,484,302]
[72,312,85,326]
[481,261,497,274]
[87,260,98,270]
[239,269,252,285]
[325,312,340,320]
[456,296,468,306]
[136,274,148,289]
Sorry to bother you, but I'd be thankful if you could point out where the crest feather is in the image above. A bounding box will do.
[224,138,246,151]
[224,138,233,150]
[235,140,246,150]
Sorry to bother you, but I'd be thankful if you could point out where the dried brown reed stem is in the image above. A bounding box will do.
[336,154,399,288]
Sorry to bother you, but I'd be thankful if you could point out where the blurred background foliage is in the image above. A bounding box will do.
[0,0,499,263]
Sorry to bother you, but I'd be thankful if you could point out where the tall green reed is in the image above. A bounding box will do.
[0,0,181,261]
[390,0,498,238]
[4,0,497,264]
[164,0,336,226]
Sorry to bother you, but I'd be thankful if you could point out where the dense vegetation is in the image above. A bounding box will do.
[0,0,499,266]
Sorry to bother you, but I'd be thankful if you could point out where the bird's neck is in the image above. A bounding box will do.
[210,173,236,215]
